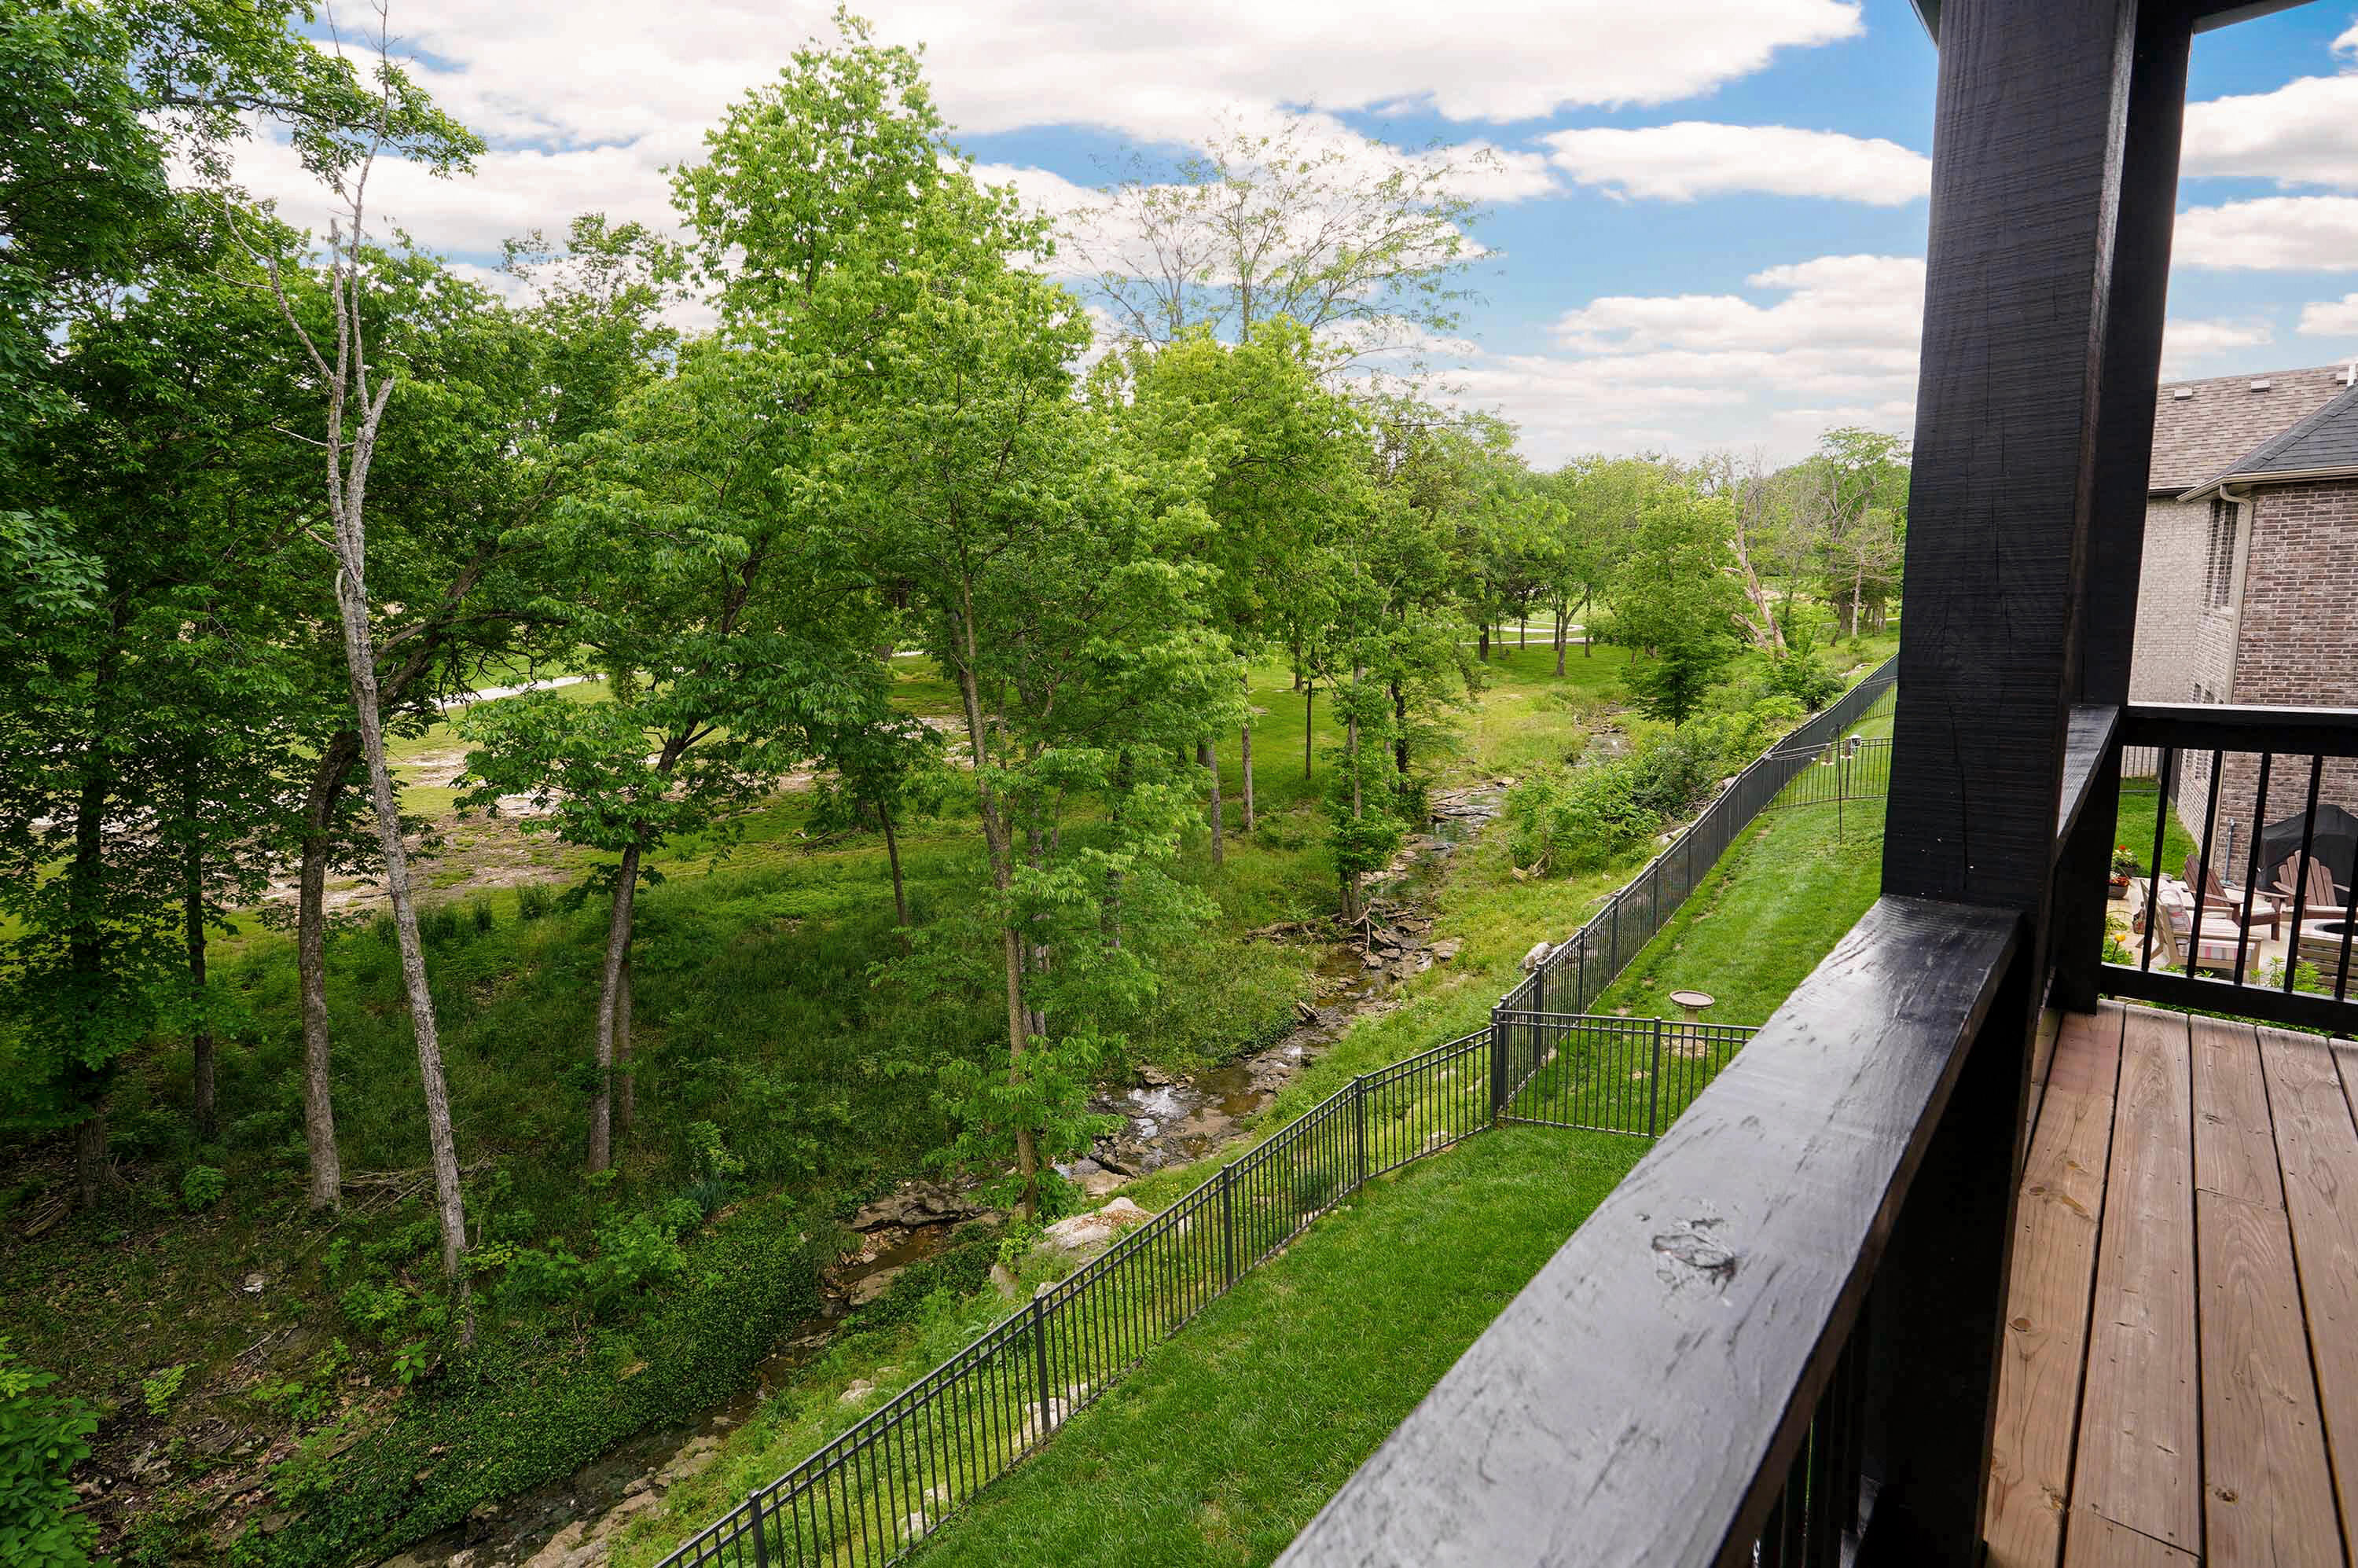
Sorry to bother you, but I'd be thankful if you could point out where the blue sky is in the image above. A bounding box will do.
[246,0,2358,465]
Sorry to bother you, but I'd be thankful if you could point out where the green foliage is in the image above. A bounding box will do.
[179,1163,226,1211]
[515,883,554,921]
[0,1338,97,1568]
[242,1205,827,1568]
[1760,648,1842,711]
[140,1364,189,1417]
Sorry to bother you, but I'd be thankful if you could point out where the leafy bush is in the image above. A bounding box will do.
[514,883,554,920]
[241,1203,828,1568]
[468,895,496,935]
[1504,765,1658,876]
[141,1364,189,1417]
[1760,649,1842,711]
[0,1337,97,1568]
[180,1164,226,1212]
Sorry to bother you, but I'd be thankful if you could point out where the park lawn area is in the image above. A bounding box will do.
[1591,790,1889,1027]
[905,1126,1644,1568]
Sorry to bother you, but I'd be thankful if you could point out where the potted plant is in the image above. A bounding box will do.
[2109,844,2140,894]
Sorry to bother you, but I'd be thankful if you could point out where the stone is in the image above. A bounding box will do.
[839,1379,876,1405]
[653,1434,723,1487]
[523,1522,590,1568]
[1078,1168,1126,1199]
[1520,941,1553,974]
[846,1265,904,1308]
[1431,938,1462,961]
[989,1261,1021,1299]
[1043,1197,1151,1254]
[1293,998,1320,1025]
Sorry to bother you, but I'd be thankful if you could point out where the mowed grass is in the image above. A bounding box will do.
[2114,780,2198,881]
[1592,791,1889,1026]
[905,1126,1644,1568]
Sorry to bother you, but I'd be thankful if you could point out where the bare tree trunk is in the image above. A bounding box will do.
[1849,560,1864,640]
[1582,593,1595,657]
[183,784,215,1144]
[1199,737,1224,866]
[296,734,354,1211]
[74,1111,109,1211]
[1554,604,1568,677]
[880,803,909,927]
[615,946,634,1139]
[1391,679,1409,776]
[1478,626,1489,663]
[952,632,1039,1220]
[1304,680,1315,780]
[335,560,470,1323]
[588,839,642,1173]
[1237,658,1255,834]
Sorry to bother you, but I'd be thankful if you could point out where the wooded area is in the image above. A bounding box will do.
[0,6,1908,1563]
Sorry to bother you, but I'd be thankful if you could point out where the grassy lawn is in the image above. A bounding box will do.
[2114,781,2197,881]
[1591,790,1889,1026]
[903,1126,1644,1568]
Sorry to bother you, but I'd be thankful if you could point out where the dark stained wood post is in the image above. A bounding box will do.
[1868,0,2172,1558]
[2052,9,2193,1012]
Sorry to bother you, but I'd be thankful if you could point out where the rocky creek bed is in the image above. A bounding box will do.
[379,784,1504,1568]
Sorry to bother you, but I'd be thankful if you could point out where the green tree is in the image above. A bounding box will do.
[1797,427,1910,637]
[1612,485,1744,728]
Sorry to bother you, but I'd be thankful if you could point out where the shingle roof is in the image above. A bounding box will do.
[2149,364,2356,493]
[2188,380,2358,495]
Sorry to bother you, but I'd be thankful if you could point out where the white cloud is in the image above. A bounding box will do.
[2158,316,2275,376]
[2339,19,2358,57]
[230,1,1860,257]
[1541,123,1928,204]
[1425,254,1923,464]
[2182,75,2358,191]
[2301,293,2358,336]
[2175,196,2358,270]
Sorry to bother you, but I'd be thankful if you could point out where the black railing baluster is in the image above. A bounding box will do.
[2288,754,2323,993]
[2234,751,2273,985]
[2143,745,2170,972]
[2190,750,2224,970]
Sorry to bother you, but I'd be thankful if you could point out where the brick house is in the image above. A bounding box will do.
[2132,362,2358,877]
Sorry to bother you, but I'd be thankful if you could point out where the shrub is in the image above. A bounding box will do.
[514,883,554,921]
[242,1203,828,1568]
[0,1337,98,1568]
[181,1164,226,1213]
[1761,649,1842,711]
[1504,765,1658,876]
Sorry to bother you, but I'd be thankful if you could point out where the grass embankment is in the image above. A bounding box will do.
[2114,780,2197,881]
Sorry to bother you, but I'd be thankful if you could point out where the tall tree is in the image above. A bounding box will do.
[1611,483,1745,728]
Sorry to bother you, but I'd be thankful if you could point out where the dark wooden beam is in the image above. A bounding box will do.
[1272,898,2018,1568]
[1871,0,2150,1554]
[2121,701,2358,758]
[2056,703,2122,850]
[2054,5,2194,1014]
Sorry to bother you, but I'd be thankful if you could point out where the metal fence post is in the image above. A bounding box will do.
[1489,1006,1508,1124]
[1645,1016,1666,1137]
[1353,1075,1368,1188]
[747,1489,771,1568]
[1218,1165,1236,1289]
[1030,1294,1054,1439]
[1533,949,1547,1015]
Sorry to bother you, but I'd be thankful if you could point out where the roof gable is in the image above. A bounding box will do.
[2184,380,2358,497]
[2149,364,2356,492]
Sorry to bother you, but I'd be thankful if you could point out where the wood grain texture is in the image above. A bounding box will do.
[2064,1517,2197,1568]
[2190,1016,2283,1210]
[2072,1007,2198,1553]
[2197,1188,2341,1566]
[1987,1008,2125,1568]
[2262,1030,2358,1544]
[2057,706,2122,848]
[1272,898,2018,1568]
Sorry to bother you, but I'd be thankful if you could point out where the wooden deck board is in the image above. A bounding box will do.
[2189,1016,2282,1211]
[2196,1189,2341,1565]
[1989,1008,2125,1568]
[2068,1006,2201,1556]
[1996,1004,2358,1566]
[2261,1029,2358,1547]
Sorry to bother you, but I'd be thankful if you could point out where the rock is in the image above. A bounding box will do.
[241,1272,267,1294]
[654,1434,724,1487]
[1361,950,1387,970]
[902,1511,933,1539]
[1138,1064,1173,1086]
[839,1379,877,1405]
[523,1522,591,1568]
[1078,1168,1126,1199]
[1432,938,1462,961]
[846,1265,905,1308]
[1293,998,1320,1026]
[989,1261,1022,1299]
[1520,941,1554,974]
[1043,1197,1152,1254]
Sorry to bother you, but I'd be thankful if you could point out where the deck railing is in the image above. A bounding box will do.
[2091,701,2358,1034]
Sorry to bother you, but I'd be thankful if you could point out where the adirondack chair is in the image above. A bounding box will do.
[2184,852,2282,936]
[2150,880,2249,975]
[2272,854,2354,922]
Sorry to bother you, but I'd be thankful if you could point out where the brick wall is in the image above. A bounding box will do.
[2169,479,2358,879]
[2129,498,2240,704]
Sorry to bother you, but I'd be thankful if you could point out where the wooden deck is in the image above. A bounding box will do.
[1985,1001,2358,1566]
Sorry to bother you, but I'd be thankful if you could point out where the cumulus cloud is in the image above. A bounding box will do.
[230,1,1864,257]
[2301,293,2358,336]
[2159,316,2275,376]
[1541,123,1929,204]
[2175,196,2358,270]
[2182,75,2358,191]
[1422,254,1923,464]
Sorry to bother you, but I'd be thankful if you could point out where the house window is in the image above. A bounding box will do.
[2206,498,2240,609]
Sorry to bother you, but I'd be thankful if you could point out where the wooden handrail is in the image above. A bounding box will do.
[2120,702,2358,758]
[1275,897,2020,1568]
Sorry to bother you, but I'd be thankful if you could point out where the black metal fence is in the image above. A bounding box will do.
[652,662,1891,1568]
[1758,734,1892,814]
[1497,659,1897,1018]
